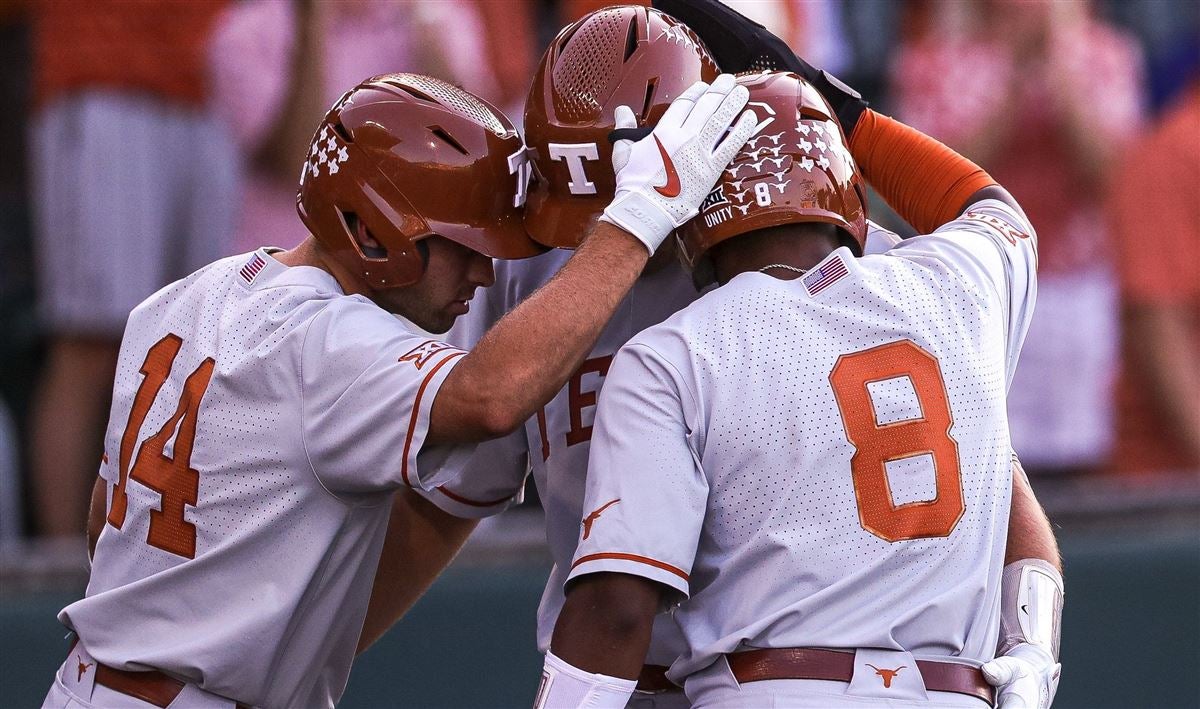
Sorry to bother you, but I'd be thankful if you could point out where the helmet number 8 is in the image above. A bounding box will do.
[754,182,772,206]
[829,340,965,542]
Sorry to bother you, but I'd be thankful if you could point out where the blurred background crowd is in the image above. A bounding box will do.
[0,0,1196,549]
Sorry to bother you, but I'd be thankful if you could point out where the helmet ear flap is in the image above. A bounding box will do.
[340,211,430,286]
[347,177,429,289]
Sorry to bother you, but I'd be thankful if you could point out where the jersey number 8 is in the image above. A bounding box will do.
[830,340,964,542]
[107,334,215,559]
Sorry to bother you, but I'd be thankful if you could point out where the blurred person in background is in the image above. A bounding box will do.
[210,0,536,255]
[0,0,33,540]
[0,398,19,541]
[1108,74,1200,476]
[890,0,1146,477]
[28,0,237,541]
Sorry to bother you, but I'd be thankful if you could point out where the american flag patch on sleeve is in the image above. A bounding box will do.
[803,255,848,295]
[239,254,266,284]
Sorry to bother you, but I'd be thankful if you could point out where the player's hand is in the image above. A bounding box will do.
[652,0,868,136]
[981,643,1061,709]
[600,74,757,253]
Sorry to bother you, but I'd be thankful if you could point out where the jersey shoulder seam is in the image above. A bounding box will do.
[622,341,702,437]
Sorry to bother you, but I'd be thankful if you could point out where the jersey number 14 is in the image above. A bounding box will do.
[107,334,215,559]
[830,340,964,543]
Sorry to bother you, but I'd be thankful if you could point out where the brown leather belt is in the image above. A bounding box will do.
[636,664,682,693]
[93,662,188,708]
[68,640,249,709]
[726,648,994,705]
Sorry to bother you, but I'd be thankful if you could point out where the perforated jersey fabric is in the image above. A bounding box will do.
[569,200,1037,689]
[444,225,904,665]
[60,249,490,708]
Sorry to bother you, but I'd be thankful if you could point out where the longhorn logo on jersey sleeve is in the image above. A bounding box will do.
[581,498,621,540]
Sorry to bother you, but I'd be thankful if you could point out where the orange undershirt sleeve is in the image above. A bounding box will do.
[848,109,998,235]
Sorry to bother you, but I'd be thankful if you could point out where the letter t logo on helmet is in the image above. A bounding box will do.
[523,6,719,249]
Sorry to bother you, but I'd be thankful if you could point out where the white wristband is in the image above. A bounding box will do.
[534,651,637,709]
[599,192,682,254]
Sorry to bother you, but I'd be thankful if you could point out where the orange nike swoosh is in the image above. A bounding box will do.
[653,136,681,198]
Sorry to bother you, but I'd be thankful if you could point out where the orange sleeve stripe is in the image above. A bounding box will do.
[400,351,467,487]
[571,552,689,582]
[849,109,997,235]
[434,485,512,508]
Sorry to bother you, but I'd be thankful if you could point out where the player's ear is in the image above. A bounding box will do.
[344,211,387,258]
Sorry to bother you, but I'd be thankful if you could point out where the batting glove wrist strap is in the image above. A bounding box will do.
[982,643,1061,709]
[602,74,758,253]
[534,651,636,709]
[599,193,679,253]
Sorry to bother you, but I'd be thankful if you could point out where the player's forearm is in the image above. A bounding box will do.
[429,223,647,444]
[849,110,1016,234]
[1125,304,1200,461]
[550,573,660,680]
[1006,458,1060,570]
[357,490,477,654]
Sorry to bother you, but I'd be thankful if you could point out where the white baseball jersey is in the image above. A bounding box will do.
[60,250,517,708]
[569,200,1037,685]
[445,226,904,665]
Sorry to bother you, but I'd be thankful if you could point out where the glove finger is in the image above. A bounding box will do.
[613,104,638,130]
[981,657,1017,686]
[610,105,638,173]
[710,106,758,168]
[611,142,631,174]
[659,80,710,130]
[681,74,739,135]
[698,84,751,151]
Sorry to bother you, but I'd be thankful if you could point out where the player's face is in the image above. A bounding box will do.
[373,236,495,333]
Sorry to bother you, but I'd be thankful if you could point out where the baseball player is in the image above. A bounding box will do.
[445,7,909,706]
[540,69,1063,709]
[42,71,756,709]
[651,7,1066,708]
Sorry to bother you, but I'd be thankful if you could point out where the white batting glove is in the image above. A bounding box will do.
[600,74,757,253]
[982,643,1062,709]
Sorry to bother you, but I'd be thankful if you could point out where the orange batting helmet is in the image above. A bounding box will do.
[297,73,543,290]
[678,71,868,287]
[523,5,719,248]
